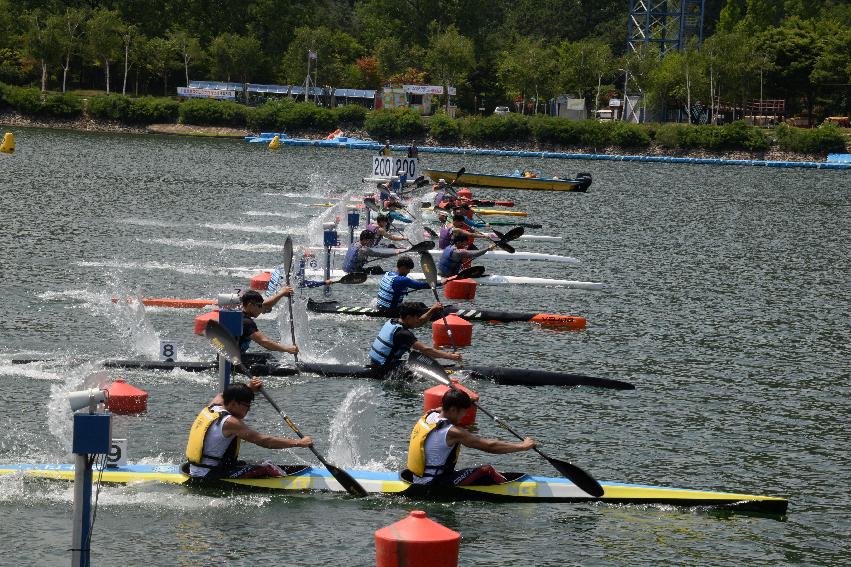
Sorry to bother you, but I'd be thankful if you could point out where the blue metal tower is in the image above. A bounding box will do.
[627,0,705,55]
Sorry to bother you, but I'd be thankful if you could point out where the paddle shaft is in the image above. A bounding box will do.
[258,388,332,468]
[283,244,298,363]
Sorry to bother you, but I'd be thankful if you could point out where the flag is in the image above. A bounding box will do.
[308,50,317,60]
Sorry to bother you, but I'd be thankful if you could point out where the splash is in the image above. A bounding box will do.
[328,385,388,470]
[202,222,306,235]
[140,237,283,254]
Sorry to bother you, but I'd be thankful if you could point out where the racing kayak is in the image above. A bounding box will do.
[307,299,587,329]
[425,169,593,192]
[424,206,528,217]
[8,357,631,389]
[0,463,788,514]
[300,269,603,290]
[421,232,563,244]
[320,246,579,265]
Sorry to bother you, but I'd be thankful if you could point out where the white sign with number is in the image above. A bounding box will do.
[371,156,418,180]
[159,341,178,361]
[107,439,128,467]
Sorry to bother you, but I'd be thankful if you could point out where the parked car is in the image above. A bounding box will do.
[493,106,510,115]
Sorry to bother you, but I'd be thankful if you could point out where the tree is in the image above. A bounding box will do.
[87,9,124,94]
[21,11,57,92]
[211,33,264,100]
[120,24,143,96]
[556,39,614,111]
[145,36,178,96]
[280,27,364,90]
[425,25,476,112]
[51,7,87,93]
[496,37,555,114]
[354,56,382,90]
[168,27,202,87]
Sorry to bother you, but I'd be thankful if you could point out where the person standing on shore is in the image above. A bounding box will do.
[380,140,391,156]
[407,142,418,158]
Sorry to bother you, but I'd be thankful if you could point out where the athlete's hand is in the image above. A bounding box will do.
[248,378,263,392]
[281,286,294,296]
[286,345,299,355]
[448,352,463,363]
[299,436,313,448]
[520,437,536,450]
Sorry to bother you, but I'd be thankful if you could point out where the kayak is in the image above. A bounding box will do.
[424,206,528,217]
[320,246,580,265]
[307,299,587,329]
[425,169,593,192]
[421,232,563,244]
[9,358,632,389]
[0,463,788,515]
[300,269,603,290]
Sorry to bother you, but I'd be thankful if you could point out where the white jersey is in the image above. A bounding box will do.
[189,405,234,478]
[412,412,456,485]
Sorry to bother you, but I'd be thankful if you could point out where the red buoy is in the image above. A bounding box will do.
[423,379,478,426]
[457,188,473,200]
[105,379,148,415]
[443,278,477,300]
[194,310,219,336]
[432,314,472,347]
[375,510,460,567]
[249,271,272,290]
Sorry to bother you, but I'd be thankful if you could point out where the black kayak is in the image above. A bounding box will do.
[14,357,634,390]
[307,298,587,328]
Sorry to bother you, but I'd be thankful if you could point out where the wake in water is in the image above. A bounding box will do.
[141,237,283,254]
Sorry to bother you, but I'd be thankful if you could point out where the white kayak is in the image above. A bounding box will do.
[318,246,579,265]
[302,268,603,290]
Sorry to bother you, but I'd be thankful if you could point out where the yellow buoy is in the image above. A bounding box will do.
[0,132,14,154]
[268,135,280,150]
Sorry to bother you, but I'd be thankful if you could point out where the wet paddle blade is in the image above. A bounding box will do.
[423,226,438,238]
[325,462,369,498]
[419,250,439,288]
[203,320,248,372]
[452,266,486,280]
[408,240,436,254]
[283,237,294,282]
[539,451,604,498]
[337,272,367,284]
[450,167,466,186]
[502,226,525,241]
[406,352,451,385]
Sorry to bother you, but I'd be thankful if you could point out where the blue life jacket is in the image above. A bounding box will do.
[342,243,361,273]
[376,271,405,309]
[368,321,407,366]
[437,245,461,276]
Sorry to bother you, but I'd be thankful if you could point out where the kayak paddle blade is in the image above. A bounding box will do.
[283,237,294,282]
[406,352,451,386]
[451,167,466,186]
[204,320,245,369]
[503,226,525,241]
[325,463,369,498]
[419,250,439,288]
[408,240,436,254]
[337,272,368,285]
[454,266,485,280]
[540,451,604,498]
[424,226,438,238]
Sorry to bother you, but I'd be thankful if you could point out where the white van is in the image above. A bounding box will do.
[494,106,510,115]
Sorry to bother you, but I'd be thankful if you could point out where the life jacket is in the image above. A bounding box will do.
[438,226,453,249]
[406,411,460,479]
[376,271,405,309]
[437,245,462,277]
[368,320,408,366]
[185,405,241,470]
[342,243,362,273]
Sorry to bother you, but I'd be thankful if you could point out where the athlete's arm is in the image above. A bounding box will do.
[262,286,294,311]
[446,427,535,454]
[223,418,312,449]
[249,330,298,355]
[412,340,462,363]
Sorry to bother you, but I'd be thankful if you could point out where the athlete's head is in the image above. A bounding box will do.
[241,290,265,316]
[359,229,375,244]
[222,383,255,417]
[397,301,430,327]
[441,389,472,422]
[396,255,415,274]
[376,214,389,225]
[452,232,470,246]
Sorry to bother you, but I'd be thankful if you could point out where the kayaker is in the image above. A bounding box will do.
[437,233,494,276]
[342,229,403,274]
[240,290,299,357]
[438,213,492,249]
[186,379,312,480]
[406,388,535,486]
[368,301,463,371]
[380,140,391,156]
[386,200,413,225]
[376,255,433,313]
[407,142,418,158]
[367,214,408,246]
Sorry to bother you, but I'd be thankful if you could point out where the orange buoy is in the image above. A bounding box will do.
[443,278,477,300]
[105,379,148,415]
[194,310,219,336]
[457,188,473,200]
[143,298,217,309]
[529,313,587,329]
[423,379,478,426]
[375,510,460,567]
[249,271,272,290]
[432,313,472,347]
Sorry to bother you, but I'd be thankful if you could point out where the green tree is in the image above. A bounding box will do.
[51,7,87,93]
[425,25,476,112]
[22,11,58,92]
[145,36,178,96]
[168,27,202,87]
[120,24,144,96]
[280,27,364,90]
[496,37,556,114]
[87,8,124,94]
[556,39,615,111]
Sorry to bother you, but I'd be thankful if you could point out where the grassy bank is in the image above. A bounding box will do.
[1,83,847,156]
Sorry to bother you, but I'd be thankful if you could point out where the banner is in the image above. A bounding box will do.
[403,85,456,96]
[176,87,236,100]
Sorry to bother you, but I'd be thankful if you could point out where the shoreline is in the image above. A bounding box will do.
[1,112,835,164]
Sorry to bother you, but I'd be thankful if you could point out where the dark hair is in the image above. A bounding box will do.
[359,229,375,242]
[222,383,255,405]
[241,290,264,306]
[452,232,469,245]
[376,214,389,223]
[452,213,466,223]
[397,301,428,318]
[396,255,415,269]
[442,389,472,410]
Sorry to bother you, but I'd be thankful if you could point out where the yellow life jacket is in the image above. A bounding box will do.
[406,411,460,478]
[185,405,241,468]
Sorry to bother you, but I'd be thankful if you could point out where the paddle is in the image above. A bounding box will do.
[490,226,524,254]
[406,352,605,498]
[203,320,368,498]
[419,250,458,353]
[333,272,368,285]
[361,240,436,267]
[283,237,298,363]
[488,221,543,229]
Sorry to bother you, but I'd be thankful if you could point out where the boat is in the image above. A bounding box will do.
[300,269,603,290]
[307,298,586,329]
[11,358,632,389]
[320,246,580,265]
[425,169,592,192]
[0,463,787,515]
[422,205,528,217]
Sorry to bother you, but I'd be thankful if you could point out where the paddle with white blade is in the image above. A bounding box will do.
[203,319,368,498]
[283,237,298,363]
[406,352,605,498]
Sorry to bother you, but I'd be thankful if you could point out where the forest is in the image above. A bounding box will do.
[0,0,849,125]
